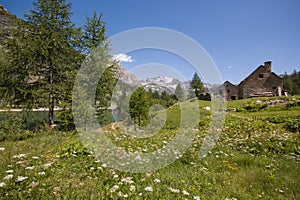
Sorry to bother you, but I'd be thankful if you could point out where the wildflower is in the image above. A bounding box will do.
[25,166,34,170]
[194,196,201,200]
[182,190,190,196]
[154,178,161,183]
[144,186,153,192]
[3,174,13,180]
[102,163,107,168]
[17,176,28,182]
[38,172,45,175]
[110,185,119,193]
[0,147,5,151]
[129,185,136,192]
[113,174,119,179]
[0,182,5,187]
[121,177,134,184]
[32,156,39,159]
[168,187,180,193]
[123,193,129,198]
[30,181,38,187]
[5,170,13,173]
[13,154,26,159]
[43,163,52,168]
[16,161,23,164]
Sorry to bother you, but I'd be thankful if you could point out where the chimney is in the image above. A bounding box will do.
[264,61,272,72]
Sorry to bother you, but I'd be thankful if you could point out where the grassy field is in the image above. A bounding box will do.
[0,97,299,199]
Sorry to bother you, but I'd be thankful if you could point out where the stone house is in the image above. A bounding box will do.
[217,61,283,101]
[238,61,283,99]
[218,81,238,101]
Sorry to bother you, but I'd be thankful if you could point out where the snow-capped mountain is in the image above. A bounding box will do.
[138,76,190,94]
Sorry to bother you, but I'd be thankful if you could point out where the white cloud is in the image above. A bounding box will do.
[113,53,134,63]
[228,66,232,69]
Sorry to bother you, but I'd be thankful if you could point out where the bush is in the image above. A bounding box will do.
[243,103,268,112]
[0,112,36,141]
[284,118,300,133]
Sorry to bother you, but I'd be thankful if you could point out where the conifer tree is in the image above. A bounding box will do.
[175,82,185,101]
[2,0,80,126]
[190,73,205,98]
[129,87,150,127]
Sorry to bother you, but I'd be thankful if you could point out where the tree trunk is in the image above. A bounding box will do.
[49,63,54,127]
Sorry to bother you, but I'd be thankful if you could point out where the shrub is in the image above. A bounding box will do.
[243,103,268,112]
[284,118,300,133]
[0,112,36,141]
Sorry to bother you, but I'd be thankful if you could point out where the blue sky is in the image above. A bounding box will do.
[1,0,300,83]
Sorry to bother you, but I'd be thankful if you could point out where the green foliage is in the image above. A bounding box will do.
[175,82,185,101]
[0,112,35,141]
[190,73,205,98]
[61,141,90,158]
[1,0,82,126]
[284,118,300,133]
[283,70,300,95]
[129,87,150,126]
[237,102,268,112]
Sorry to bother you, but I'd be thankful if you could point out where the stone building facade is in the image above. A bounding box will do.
[218,81,238,101]
[238,61,283,99]
[217,61,283,101]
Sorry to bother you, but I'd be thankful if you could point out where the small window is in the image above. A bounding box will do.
[227,89,230,93]
[272,86,277,90]
[259,74,264,78]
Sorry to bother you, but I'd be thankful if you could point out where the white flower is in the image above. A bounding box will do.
[38,171,45,175]
[113,174,118,179]
[0,147,5,151]
[16,161,23,164]
[3,174,13,180]
[110,185,119,193]
[13,154,26,159]
[194,196,201,200]
[129,185,136,192]
[94,160,100,163]
[17,176,28,182]
[25,166,34,170]
[0,182,5,187]
[5,170,13,173]
[168,187,180,193]
[123,193,129,198]
[121,177,134,184]
[154,178,161,183]
[32,156,39,159]
[144,186,153,192]
[43,163,52,168]
[101,163,107,168]
[182,190,190,195]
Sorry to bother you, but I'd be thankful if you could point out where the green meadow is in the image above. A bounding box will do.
[0,97,299,199]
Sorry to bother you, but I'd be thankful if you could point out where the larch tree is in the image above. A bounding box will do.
[2,0,81,126]
[78,10,118,126]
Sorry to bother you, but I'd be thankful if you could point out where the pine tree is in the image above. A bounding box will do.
[129,87,150,127]
[175,82,185,101]
[2,0,81,127]
[190,73,205,98]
